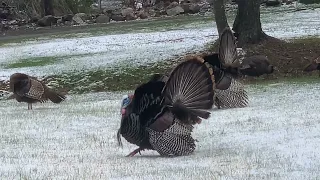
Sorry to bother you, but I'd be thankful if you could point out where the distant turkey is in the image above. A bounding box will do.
[202,27,248,109]
[303,56,320,77]
[239,55,274,77]
[9,73,66,110]
[117,56,215,157]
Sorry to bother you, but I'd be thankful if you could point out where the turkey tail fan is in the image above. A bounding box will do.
[214,77,248,109]
[46,89,66,103]
[162,56,215,123]
[219,27,238,66]
[149,73,169,83]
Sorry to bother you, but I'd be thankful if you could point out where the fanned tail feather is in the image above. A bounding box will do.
[214,78,248,108]
[162,56,215,123]
[219,27,238,66]
[46,90,66,103]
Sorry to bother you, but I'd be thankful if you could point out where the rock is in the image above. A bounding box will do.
[137,10,149,19]
[154,10,161,17]
[166,6,184,16]
[111,14,126,21]
[96,14,110,23]
[72,13,91,25]
[30,17,39,23]
[64,21,73,26]
[56,18,63,25]
[181,3,191,13]
[62,14,73,22]
[284,0,293,5]
[140,12,149,19]
[37,15,57,27]
[125,14,137,21]
[72,15,85,24]
[189,4,201,14]
[148,9,156,17]
[121,8,134,17]
[181,3,200,14]
[103,9,113,15]
[8,20,18,25]
[135,2,143,10]
[265,0,281,7]
[167,2,179,9]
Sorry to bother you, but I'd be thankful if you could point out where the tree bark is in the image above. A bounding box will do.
[43,0,54,16]
[232,0,268,47]
[213,0,229,36]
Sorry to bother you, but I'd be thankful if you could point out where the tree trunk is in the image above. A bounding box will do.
[99,0,102,10]
[43,0,54,16]
[213,0,229,36]
[232,0,268,47]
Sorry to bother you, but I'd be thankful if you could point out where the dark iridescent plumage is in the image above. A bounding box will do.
[303,56,320,77]
[239,55,274,77]
[118,57,215,157]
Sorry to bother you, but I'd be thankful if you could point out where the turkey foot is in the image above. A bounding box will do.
[126,148,144,157]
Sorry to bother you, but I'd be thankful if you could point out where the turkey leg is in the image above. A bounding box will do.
[28,103,32,110]
[126,148,144,157]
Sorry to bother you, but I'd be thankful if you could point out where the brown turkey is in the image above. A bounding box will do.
[303,56,320,77]
[9,73,66,110]
[239,55,274,77]
[201,27,248,109]
[117,56,215,157]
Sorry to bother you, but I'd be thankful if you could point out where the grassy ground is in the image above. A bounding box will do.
[47,57,180,93]
[0,15,215,46]
[2,36,319,94]
[243,37,320,78]
[1,5,320,94]
[45,37,320,94]
[1,82,320,179]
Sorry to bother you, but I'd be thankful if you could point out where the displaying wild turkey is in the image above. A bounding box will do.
[239,55,274,77]
[9,73,66,110]
[117,56,215,157]
[303,56,320,77]
[202,27,248,109]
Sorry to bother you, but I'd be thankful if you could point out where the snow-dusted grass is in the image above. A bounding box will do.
[0,82,319,179]
[1,7,320,81]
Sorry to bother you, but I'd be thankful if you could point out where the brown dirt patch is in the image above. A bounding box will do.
[244,37,320,78]
[205,37,320,83]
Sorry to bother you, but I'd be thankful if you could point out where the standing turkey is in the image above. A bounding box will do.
[117,56,215,157]
[202,27,248,109]
[239,55,274,77]
[303,56,320,77]
[9,73,66,110]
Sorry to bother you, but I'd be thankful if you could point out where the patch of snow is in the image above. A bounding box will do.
[0,9,320,80]
[0,83,320,179]
[0,28,218,80]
